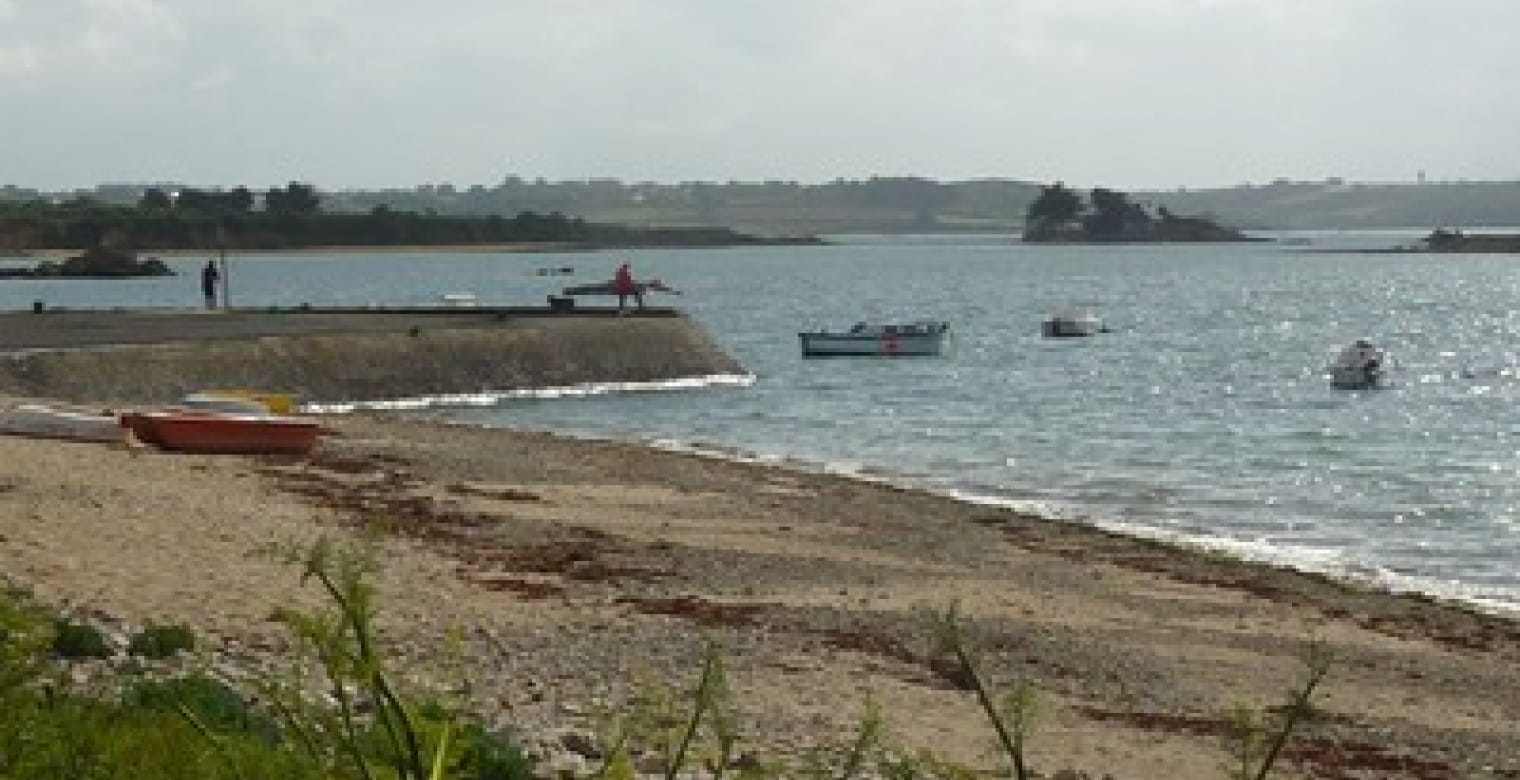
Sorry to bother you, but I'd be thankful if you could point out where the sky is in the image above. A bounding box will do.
[1,0,1517,192]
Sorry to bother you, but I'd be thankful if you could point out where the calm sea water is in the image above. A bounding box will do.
[5,232,1520,613]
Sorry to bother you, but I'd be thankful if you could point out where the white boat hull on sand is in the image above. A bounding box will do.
[0,404,124,443]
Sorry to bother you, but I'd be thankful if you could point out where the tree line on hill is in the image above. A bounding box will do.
[4,175,1518,242]
[342,176,1517,233]
[0,177,1041,241]
[0,182,792,252]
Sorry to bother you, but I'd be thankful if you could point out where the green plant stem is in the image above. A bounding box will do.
[665,646,723,780]
[262,684,324,766]
[1251,652,1331,780]
[313,552,427,778]
[173,701,248,780]
[427,722,452,780]
[322,642,377,780]
[592,725,632,780]
[951,643,1027,780]
[837,703,881,780]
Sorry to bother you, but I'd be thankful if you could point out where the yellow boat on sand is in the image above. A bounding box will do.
[189,390,301,415]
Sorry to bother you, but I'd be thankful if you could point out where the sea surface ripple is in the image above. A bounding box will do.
[5,231,1517,613]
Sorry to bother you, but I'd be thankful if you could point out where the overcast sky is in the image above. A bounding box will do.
[2,0,1516,191]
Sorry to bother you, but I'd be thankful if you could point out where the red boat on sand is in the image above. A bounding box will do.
[121,410,322,455]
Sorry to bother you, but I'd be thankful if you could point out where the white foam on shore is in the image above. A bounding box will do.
[468,424,1520,619]
[301,373,755,413]
[938,487,1520,618]
[316,396,1520,619]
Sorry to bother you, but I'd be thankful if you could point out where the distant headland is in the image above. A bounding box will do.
[0,182,822,256]
[1318,228,1520,255]
[13,177,1520,238]
[1022,182,1262,243]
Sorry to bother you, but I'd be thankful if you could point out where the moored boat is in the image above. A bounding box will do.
[1330,339,1386,390]
[1042,311,1107,338]
[120,410,321,455]
[798,320,950,357]
[438,292,479,307]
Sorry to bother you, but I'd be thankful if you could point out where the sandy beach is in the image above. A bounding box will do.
[2,404,1519,778]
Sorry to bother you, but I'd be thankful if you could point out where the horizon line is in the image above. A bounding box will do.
[8,175,1519,195]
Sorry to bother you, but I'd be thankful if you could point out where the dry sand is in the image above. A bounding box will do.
[2,406,1518,779]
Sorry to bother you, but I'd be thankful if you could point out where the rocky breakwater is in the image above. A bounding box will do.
[0,313,745,405]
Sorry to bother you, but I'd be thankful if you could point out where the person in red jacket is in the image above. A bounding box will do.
[613,262,643,313]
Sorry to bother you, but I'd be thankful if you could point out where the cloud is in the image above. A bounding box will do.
[0,0,185,91]
[0,46,38,80]
[1,0,1517,188]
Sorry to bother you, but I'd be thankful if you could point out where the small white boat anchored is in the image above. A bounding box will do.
[438,292,479,307]
[1042,311,1107,338]
[1330,339,1386,389]
[798,320,950,357]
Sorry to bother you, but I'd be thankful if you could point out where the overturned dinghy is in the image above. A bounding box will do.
[1331,339,1387,390]
[0,404,124,443]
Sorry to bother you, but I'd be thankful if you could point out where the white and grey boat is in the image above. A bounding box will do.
[798,320,950,357]
[1042,310,1107,338]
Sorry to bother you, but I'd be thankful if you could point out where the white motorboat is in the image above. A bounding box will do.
[1330,339,1386,389]
[798,320,949,357]
[1042,311,1107,338]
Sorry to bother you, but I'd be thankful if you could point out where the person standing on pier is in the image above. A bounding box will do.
[201,260,221,309]
[613,262,643,314]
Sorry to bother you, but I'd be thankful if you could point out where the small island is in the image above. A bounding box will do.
[1022,182,1261,243]
[1413,228,1520,253]
[0,246,174,279]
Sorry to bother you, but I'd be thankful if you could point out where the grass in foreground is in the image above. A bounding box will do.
[0,540,532,780]
[0,543,1335,780]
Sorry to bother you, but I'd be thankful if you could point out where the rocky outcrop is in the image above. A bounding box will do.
[1024,210,1261,243]
[1023,183,1262,243]
[0,247,173,278]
